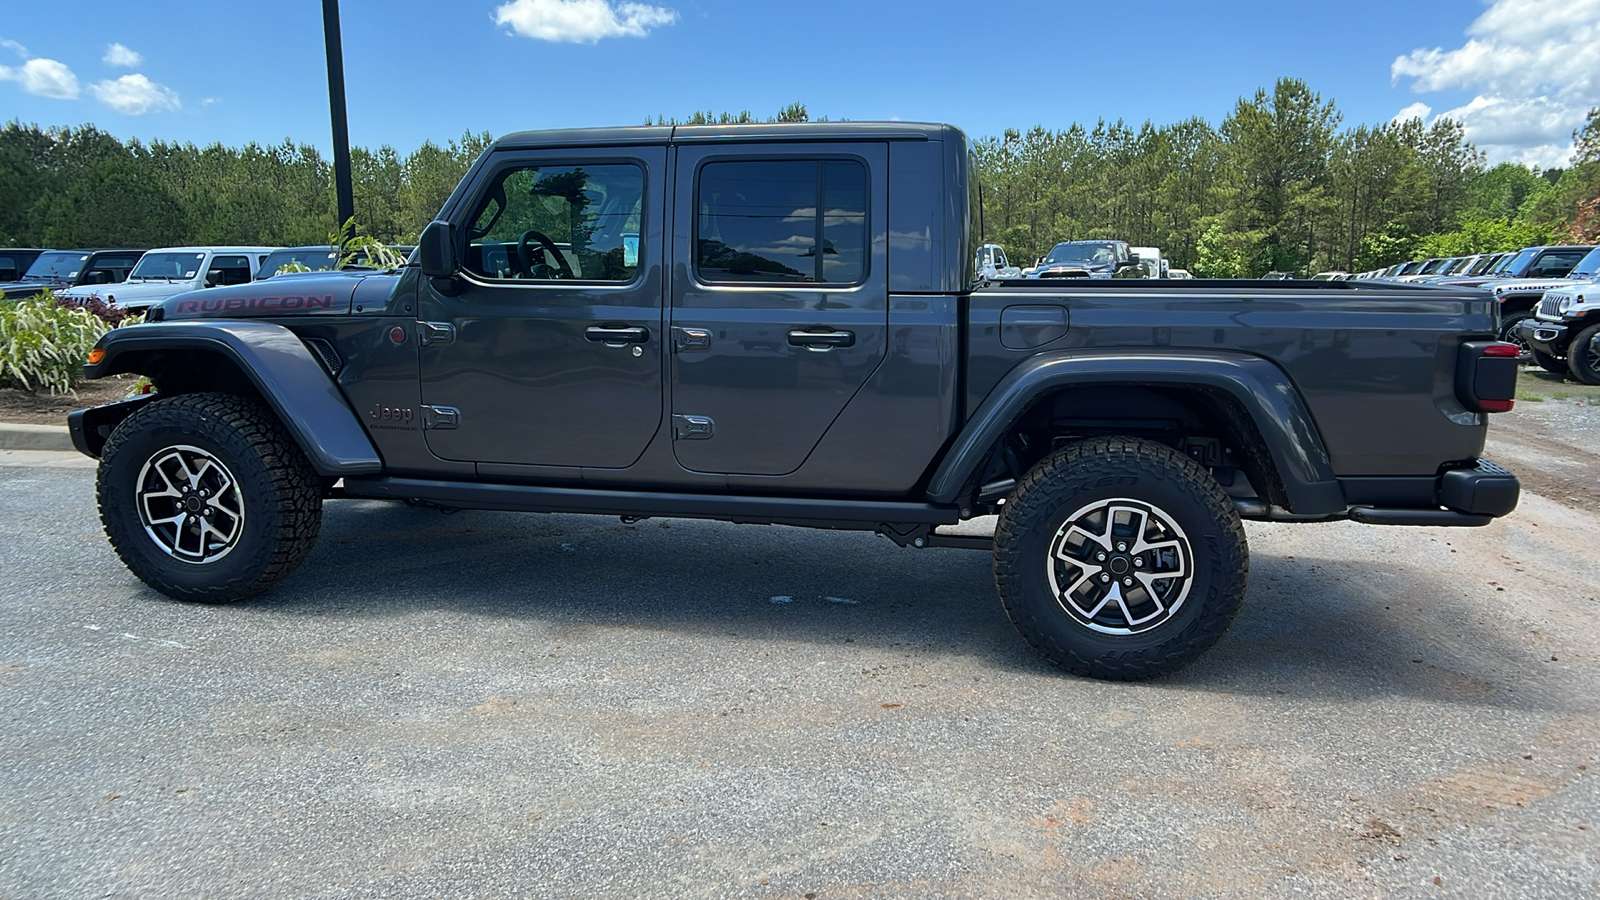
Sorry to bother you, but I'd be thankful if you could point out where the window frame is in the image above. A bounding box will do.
[691,154,872,290]
[454,156,649,290]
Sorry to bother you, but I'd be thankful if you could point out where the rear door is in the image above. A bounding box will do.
[418,146,665,468]
[669,143,888,475]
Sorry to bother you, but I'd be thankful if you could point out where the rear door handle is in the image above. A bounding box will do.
[585,325,649,345]
[787,328,855,350]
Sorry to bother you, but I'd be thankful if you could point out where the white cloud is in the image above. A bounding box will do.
[0,58,80,99]
[0,37,27,59]
[494,0,677,43]
[102,43,143,67]
[90,73,180,115]
[1391,0,1600,165]
[1392,102,1432,124]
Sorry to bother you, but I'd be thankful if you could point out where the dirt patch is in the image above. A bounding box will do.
[0,378,140,425]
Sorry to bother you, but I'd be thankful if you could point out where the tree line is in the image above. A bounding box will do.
[1,81,1597,275]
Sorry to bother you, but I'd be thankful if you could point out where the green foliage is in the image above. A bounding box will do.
[0,123,490,247]
[0,293,111,395]
[1413,219,1560,258]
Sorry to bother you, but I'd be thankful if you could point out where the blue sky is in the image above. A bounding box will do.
[2,0,1596,167]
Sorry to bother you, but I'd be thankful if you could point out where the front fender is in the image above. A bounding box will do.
[927,349,1345,515]
[83,321,383,476]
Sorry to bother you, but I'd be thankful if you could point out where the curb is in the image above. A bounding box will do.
[0,423,75,452]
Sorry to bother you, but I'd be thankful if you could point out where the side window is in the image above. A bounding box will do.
[462,162,644,283]
[206,255,252,286]
[88,256,138,284]
[995,249,1008,268]
[1528,252,1583,278]
[696,159,867,285]
[0,257,16,282]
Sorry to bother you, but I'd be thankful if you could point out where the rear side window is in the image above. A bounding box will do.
[1527,249,1589,278]
[696,159,867,286]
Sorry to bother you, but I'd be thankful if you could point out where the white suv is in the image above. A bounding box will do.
[57,246,279,312]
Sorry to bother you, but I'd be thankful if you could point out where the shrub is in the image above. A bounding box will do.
[0,295,111,395]
[55,293,142,327]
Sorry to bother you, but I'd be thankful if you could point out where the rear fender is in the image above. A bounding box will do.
[82,321,382,476]
[927,349,1345,515]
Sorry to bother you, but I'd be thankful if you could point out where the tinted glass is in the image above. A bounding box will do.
[1526,248,1590,278]
[131,252,206,280]
[257,248,338,278]
[1045,242,1121,265]
[208,255,253,286]
[1568,247,1600,278]
[464,163,643,282]
[22,251,89,280]
[697,159,867,285]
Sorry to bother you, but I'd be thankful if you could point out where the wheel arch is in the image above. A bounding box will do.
[82,321,382,476]
[926,350,1344,515]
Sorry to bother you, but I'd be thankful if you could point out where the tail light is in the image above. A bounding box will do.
[1455,341,1519,413]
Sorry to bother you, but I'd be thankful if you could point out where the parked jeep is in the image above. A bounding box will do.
[69,122,1521,681]
[0,248,146,301]
[0,248,50,283]
[1518,253,1600,383]
[1030,240,1138,278]
[1494,246,1600,358]
[56,246,279,311]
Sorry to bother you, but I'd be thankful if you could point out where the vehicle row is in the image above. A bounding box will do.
[0,244,414,312]
[977,240,1170,281]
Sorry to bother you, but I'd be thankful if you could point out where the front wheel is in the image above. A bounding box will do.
[98,392,323,602]
[993,437,1249,680]
[1567,323,1600,385]
[1530,347,1566,375]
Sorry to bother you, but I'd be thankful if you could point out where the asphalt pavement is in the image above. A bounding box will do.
[2,455,1597,898]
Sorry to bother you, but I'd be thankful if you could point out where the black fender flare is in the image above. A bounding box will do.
[926,349,1346,515]
[82,321,383,476]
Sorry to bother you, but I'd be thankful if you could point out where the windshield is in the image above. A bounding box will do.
[21,251,89,281]
[257,248,338,279]
[1419,258,1448,274]
[130,252,206,281]
[1501,249,1537,276]
[1044,242,1118,266]
[1568,247,1600,279]
[1468,254,1502,275]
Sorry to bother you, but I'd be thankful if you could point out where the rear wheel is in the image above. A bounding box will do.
[1567,323,1600,385]
[993,437,1249,680]
[98,392,323,602]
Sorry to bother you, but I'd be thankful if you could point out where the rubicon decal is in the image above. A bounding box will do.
[171,294,338,315]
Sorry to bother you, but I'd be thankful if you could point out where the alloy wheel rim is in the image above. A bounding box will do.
[135,445,245,564]
[1046,498,1194,634]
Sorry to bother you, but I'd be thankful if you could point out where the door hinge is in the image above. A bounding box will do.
[421,405,460,430]
[672,414,714,440]
[418,321,456,346]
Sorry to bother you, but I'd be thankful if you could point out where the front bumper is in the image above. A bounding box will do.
[1346,458,1520,527]
[1515,319,1568,355]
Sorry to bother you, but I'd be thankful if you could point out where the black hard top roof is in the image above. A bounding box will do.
[493,121,959,151]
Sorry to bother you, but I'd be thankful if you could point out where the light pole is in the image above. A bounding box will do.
[322,0,355,241]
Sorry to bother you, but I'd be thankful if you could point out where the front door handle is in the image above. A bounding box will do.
[585,325,649,345]
[787,328,855,350]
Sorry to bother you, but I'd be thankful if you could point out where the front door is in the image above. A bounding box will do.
[418,147,665,468]
[669,143,888,475]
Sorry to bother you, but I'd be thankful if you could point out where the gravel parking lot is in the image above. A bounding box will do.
[3,416,1598,898]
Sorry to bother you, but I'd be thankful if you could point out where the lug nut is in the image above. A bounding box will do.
[1123,577,1134,587]
[1100,574,1111,583]
[1134,557,1144,568]
[1096,551,1107,561]
[1116,542,1127,552]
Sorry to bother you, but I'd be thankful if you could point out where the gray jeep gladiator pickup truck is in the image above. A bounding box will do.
[69,122,1522,680]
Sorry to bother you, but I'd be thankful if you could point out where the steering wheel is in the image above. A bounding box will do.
[517,230,574,280]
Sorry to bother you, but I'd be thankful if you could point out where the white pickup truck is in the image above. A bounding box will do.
[57,246,279,311]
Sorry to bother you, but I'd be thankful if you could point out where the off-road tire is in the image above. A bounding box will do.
[1500,311,1533,362]
[993,436,1249,680]
[1566,322,1600,385]
[98,392,323,602]
[1530,347,1566,374]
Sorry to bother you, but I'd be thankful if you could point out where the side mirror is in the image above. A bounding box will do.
[1115,258,1139,270]
[205,270,224,287]
[419,220,457,279]
[85,270,112,285]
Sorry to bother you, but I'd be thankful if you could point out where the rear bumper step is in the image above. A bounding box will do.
[1347,458,1519,527]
